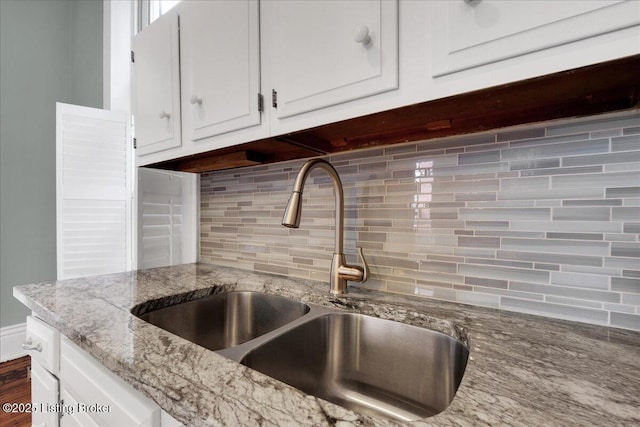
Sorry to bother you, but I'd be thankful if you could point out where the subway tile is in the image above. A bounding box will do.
[546,232,603,241]
[553,172,640,190]
[563,151,640,167]
[534,263,560,271]
[434,162,510,177]
[497,127,545,142]
[562,199,621,207]
[456,192,497,202]
[590,129,621,138]
[510,221,620,233]
[611,242,640,258]
[509,158,560,171]
[459,208,550,221]
[501,298,609,325]
[623,269,640,278]
[385,143,416,155]
[610,312,640,330]
[465,276,508,289]
[611,277,640,294]
[546,114,640,136]
[358,232,387,243]
[520,166,602,177]
[458,263,549,284]
[419,260,458,274]
[612,134,640,152]
[612,207,640,221]
[545,296,603,309]
[508,133,589,147]
[458,236,501,249]
[604,303,636,314]
[459,150,500,165]
[605,163,640,173]
[605,257,640,270]
[433,179,500,193]
[498,250,603,267]
[502,237,609,256]
[552,207,611,221]
[550,271,610,290]
[474,230,545,239]
[503,139,609,161]
[501,177,549,191]
[465,257,533,269]
[510,282,619,303]
[466,143,509,153]
[457,291,500,308]
[498,188,602,201]
[418,133,496,151]
[465,220,509,230]
[606,187,640,199]
[621,293,640,306]
[623,126,640,135]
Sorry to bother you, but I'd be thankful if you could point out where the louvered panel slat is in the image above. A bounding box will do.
[56,103,131,280]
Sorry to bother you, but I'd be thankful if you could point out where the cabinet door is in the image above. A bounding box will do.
[132,10,181,155]
[266,0,398,119]
[32,361,59,427]
[60,337,160,426]
[430,0,640,77]
[180,0,261,142]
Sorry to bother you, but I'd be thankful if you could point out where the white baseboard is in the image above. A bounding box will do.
[1,322,27,362]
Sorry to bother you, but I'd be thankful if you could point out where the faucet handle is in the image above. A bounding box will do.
[356,247,370,283]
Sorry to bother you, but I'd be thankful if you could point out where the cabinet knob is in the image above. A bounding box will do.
[190,96,203,106]
[22,337,42,352]
[159,111,171,119]
[353,25,371,46]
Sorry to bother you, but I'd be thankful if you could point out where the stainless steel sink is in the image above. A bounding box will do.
[136,291,310,351]
[240,312,469,421]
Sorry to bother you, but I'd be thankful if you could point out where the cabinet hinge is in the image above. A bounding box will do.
[258,93,264,112]
[272,89,277,108]
[133,138,137,149]
[131,50,135,63]
[59,399,64,419]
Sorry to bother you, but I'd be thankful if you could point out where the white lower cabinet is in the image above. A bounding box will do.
[25,315,182,427]
[31,362,59,427]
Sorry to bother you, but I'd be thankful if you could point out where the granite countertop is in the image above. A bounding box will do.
[13,263,640,426]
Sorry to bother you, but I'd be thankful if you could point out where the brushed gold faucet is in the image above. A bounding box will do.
[282,159,369,294]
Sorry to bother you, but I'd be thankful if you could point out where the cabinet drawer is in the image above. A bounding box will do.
[26,315,60,374]
[60,336,160,427]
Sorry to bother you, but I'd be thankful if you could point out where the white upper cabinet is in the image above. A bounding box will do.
[132,0,639,167]
[429,0,640,77]
[132,10,181,156]
[180,0,261,143]
[264,0,399,120]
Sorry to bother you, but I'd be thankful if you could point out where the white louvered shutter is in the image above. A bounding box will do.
[56,103,132,280]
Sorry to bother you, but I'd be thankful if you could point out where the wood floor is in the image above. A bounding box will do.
[0,356,31,427]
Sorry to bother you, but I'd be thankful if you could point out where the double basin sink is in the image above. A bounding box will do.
[134,291,469,422]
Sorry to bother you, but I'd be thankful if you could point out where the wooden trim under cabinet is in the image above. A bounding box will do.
[149,55,640,174]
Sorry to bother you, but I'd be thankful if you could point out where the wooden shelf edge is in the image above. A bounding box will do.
[146,55,640,174]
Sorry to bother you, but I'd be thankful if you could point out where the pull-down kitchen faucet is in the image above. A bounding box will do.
[282,159,369,295]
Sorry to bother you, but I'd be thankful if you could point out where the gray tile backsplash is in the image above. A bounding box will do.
[200,112,640,331]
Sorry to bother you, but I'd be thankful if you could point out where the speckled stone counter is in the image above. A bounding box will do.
[13,264,640,426]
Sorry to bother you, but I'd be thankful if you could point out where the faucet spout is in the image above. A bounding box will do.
[282,159,368,294]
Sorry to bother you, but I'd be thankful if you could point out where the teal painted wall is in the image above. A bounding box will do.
[0,0,103,328]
